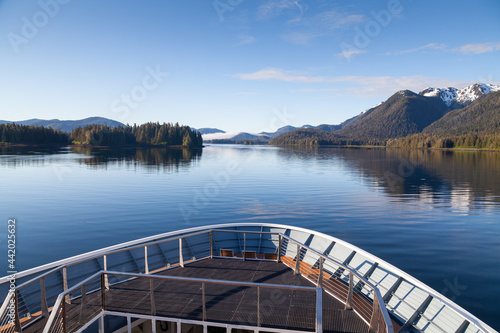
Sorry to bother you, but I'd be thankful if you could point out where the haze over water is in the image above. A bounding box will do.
[1,145,499,329]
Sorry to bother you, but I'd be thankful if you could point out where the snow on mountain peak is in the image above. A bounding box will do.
[419,83,500,108]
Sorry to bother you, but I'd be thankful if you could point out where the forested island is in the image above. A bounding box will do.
[0,122,203,148]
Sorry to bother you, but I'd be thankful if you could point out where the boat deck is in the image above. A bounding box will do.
[23,258,372,333]
[153,258,368,333]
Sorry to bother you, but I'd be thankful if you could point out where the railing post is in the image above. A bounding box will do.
[99,314,104,333]
[100,274,106,311]
[277,234,282,263]
[345,272,353,310]
[80,284,87,324]
[179,238,184,267]
[13,290,22,333]
[210,231,213,259]
[369,293,380,333]
[257,286,260,327]
[103,255,109,290]
[316,288,323,333]
[243,233,246,260]
[150,278,156,315]
[40,277,49,318]
[145,246,149,274]
[202,282,206,321]
[317,257,324,289]
[294,243,301,275]
[62,267,70,304]
[62,299,67,333]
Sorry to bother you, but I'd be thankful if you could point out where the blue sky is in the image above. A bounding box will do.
[1,0,499,133]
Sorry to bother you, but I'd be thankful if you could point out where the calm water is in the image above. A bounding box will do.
[1,145,500,329]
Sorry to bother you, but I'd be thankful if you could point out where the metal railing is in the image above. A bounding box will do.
[0,228,394,333]
[0,229,214,331]
[278,234,393,333]
[42,271,322,333]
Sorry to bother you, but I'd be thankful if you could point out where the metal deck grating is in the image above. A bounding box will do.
[153,258,369,333]
[21,258,371,332]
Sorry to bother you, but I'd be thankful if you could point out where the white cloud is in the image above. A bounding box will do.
[315,10,365,30]
[337,49,366,59]
[232,68,472,98]
[232,68,329,83]
[257,0,303,21]
[387,43,447,55]
[237,35,257,45]
[282,32,320,45]
[388,42,500,56]
[453,42,500,54]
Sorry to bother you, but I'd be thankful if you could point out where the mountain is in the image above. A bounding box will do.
[315,124,342,132]
[0,117,124,133]
[202,131,270,142]
[194,128,225,135]
[259,125,314,139]
[231,132,269,141]
[419,83,500,109]
[332,90,447,139]
[259,125,298,138]
[423,91,500,135]
[204,125,311,142]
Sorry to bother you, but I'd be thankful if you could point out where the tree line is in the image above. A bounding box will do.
[1,122,203,148]
[269,129,386,146]
[0,123,69,144]
[69,122,203,147]
[386,133,500,150]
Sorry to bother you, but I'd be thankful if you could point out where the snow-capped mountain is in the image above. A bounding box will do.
[419,83,500,108]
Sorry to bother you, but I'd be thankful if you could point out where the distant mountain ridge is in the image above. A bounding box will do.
[419,83,500,109]
[271,82,500,146]
[423,90,500,135]
[332,90,447,139]
[0,117,125,133]
[194,128,225,135]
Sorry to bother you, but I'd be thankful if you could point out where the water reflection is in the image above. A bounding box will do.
[0,146,202,173]
[276,147,500,214]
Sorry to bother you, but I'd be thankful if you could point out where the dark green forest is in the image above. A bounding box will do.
[387,133,500,150]
[0,123,69,144]
[1,122,203,148]
[269,128,386,146]
[70,123,203,147]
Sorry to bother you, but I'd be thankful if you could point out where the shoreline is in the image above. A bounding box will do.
[0,143,203,149]
[2,142,498,152]
[267,143,500,152]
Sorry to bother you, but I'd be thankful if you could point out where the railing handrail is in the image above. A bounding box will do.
[278,234,393,333]
[42,291,64,333]
[12,229,373,293]
[13,229,212,291]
